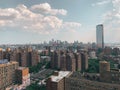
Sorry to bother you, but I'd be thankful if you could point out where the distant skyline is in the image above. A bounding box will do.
[0,0,120,44]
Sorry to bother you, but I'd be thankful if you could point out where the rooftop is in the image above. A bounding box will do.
[17,67,27,70]
[50,71,71,82]
[0,61,18,67]
[0,59,8,64]
[100,61,108,63]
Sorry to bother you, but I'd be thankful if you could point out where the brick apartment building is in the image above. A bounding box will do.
[51,50,88,72]
[46,71,72,90]
[47,61,120,90]
[0,60,19,90]
[0,47,39,67]
[0,59,30,90]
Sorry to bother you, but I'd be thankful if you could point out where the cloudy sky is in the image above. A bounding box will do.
[0,0,119,44]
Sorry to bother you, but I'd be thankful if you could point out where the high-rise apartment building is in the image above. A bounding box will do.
[16,67,30,87]
[47,61,120,90]
[28,50,39,66]
[81,52,88,71]
[60,54,66,71]
[51,51,61,69]
[65,71,120,90]
[51,50,88,72]
[0,47,40,67]
[74,53,81,71]
[66,53,76,71]
[0,60,19,90]
[46,71,72,90]
[21,50,28,67]
[0,49,4,60]
[96,24,104,49]
[0,60,30,90]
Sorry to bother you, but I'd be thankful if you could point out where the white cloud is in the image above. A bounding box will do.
[112,0,120,10]
[0,9,17,20]
[102,0,120,42]
[92,0,111,6]
[103,0,120,23]
[62,22,81,31]
[0,3,81,34]
[31,3,67,16]
[63,22,81,27]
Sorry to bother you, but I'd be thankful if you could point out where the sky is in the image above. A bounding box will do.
[0,0,120,44]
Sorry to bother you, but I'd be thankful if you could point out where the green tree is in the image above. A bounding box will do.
[86,59,99,73]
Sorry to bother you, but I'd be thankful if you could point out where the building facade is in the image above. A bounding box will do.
[81,52,88,71]
[60,54,66,71]
[51,50,88,72]
[65,75,120,90]
[100,61,120,84]
[0,47,39,67]
[74,53,81,71]
[96,24,104,49]
[66,53,76,71]
[46,71,72,90]
[0,61,19,90]
[15,67,30,89]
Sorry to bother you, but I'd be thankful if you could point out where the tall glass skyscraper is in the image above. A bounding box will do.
[96,24,104,49]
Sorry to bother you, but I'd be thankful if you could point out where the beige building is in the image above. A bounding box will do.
[0,61,19,90]
[0,60,30,90]
[100,61,120,84]
[15,67,30,89]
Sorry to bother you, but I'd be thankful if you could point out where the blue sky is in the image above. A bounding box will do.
[0,0,120,44]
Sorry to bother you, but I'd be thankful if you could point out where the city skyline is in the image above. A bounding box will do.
[0,0,120,44]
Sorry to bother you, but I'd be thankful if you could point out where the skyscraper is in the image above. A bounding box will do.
[96,24,104,49]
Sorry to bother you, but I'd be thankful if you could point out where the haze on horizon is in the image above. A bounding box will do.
[0,0,120,44]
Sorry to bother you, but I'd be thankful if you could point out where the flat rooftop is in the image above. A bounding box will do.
[0,61,18,67]
[100,61,109,63]
[50,71,71,82]
[0,59,8,64]
[17,67,28,70]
